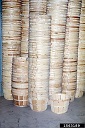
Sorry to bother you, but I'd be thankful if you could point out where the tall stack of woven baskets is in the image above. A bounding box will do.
[62,0,82,102]
[29,0,51,111]
[2,0,85,114]
[2,0,21,100]
[47,0,68,103]
[21,0,29,57]
[75,0,85,98]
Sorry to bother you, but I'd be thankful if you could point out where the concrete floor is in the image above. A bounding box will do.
[0,95,85,128]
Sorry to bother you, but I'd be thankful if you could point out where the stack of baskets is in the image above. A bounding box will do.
[12,57,28,107]
[21,0,29,57]
[47,0,68,101]
[50,93,69,114]
[62,0,82,102]
[1,0,85,114]
[2,0,21,100]
[29,15,51,111]
[29,0,47,15]
[75,0,85,98]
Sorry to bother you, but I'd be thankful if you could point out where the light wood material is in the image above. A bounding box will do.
[29,0,47,14]
[12,57,28,107]
[62,0,82,101]
[30,99,48,112]
[51,93,69,114]
[29,15,51,111]
[47,0,68,101]
[62,90,75,102]
[21,0,29,57]
[75,89,83,98]
[76,0,85,97]
[2,0,21,100]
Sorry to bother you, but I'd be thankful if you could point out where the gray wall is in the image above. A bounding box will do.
[0,0,3,96]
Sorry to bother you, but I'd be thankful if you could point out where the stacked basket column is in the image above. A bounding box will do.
[12,57,28,107]
[47,0,68,101]
[75,0,85,98]
[29,0,47,15]
[29,15,51,112]
[2,0,21,100]
[21,0,29,57]
[62,0,82,102]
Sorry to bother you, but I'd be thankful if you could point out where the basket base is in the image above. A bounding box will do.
[51,106,69,114]
[30,99,47,112]
[14,100,28,107]
[14,104,28,108]
[30,105,47,112]
[75,90,83,98]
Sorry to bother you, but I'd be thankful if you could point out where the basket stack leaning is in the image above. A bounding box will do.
[62,0,82,102]
[75,0,85,98]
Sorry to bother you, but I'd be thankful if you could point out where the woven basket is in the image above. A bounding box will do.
[12,57,28,107]
[51,93,69,114]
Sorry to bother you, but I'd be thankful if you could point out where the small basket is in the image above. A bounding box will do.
[51,93,69,114]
